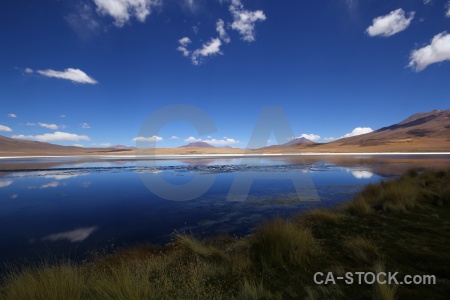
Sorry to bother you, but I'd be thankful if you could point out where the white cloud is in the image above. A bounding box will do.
[298,134,321,141]
[24,68,33,73]
[37,68,97,84]
[93,0,160,27]
[179,37,191,46]
[170,136,180,140]
[229,0,266,42]
[408,32,450,71]
[0,125,12,132]
[12,131,90,142]
[40,181,59,189]
[133,135,163,142]
[205,138,239,146]
[8,114,17,118]
[216,19,230,43]
[184,136,202,143]
[26,122,36,126]
[191,38,222,65]
[92,143,112,147]
[41,226,98,243]
[366,9,414,37]
[73,144,84,147]
[177,37,192,57]
[184,136,239,146]
[341,127,373,138]
[81,122,91,129]
[0,180,13,188]
[324,137,336,141]
[423,0,432,4]
[39,123,59,130]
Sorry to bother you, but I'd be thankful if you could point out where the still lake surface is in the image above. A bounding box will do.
[0,155,449,265]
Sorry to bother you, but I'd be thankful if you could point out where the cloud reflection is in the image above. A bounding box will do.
[0,180,13,188]
[40,181,60,189]
[351,171,373,179]
[41,226,98,243]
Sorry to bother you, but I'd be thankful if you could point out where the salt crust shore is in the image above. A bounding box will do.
[1,152,450,160]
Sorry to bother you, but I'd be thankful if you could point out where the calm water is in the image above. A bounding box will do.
[0,155,449,265]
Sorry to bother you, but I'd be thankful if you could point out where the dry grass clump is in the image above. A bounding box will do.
[0,263,84,300]
[248,218,321,269]
[371,260,398,300]
[301,209,344,225]
[343,236,380,264]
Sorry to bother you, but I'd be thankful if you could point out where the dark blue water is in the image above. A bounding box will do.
[0,156,404,265]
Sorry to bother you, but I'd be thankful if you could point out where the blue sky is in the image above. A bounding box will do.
[1,0,449,148]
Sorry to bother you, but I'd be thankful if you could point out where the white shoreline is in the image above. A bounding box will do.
[1,152,450,160]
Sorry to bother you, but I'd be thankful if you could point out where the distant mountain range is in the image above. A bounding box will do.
[109,144,136,150]
[179,142,216,148]
[261,137,316,149]
[1,109,449,155]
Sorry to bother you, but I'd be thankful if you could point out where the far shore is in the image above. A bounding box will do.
[1,152,450,160]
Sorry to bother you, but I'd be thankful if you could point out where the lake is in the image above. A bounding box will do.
[1,155,449,266]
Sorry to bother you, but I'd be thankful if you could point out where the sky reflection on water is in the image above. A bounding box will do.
[1,155,448,265]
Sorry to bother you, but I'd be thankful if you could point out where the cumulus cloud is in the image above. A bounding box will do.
[366,9,414,37]
[299,134,321,141]
[0,125,12,132]
[37,68,97,84]
[80,122,91,129]
[41,226,98,243]
[12,131,90,142]
[324,137,337,141]
[229,0,266,42]
[39,123,59,130]
[133,135,163,142]
[184,136,239,146]
[170,136,180,140]
[8,114,17,118]
[177,37,192,57]
[341,127,373,138]
[191,38,222,65]
[408,32,450,71]
[184,136,202,143]
[93,0,160,27]
[92,143,112,147]
[216,19,230,43]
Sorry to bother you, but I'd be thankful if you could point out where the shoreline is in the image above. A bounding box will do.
[1,152,450,160]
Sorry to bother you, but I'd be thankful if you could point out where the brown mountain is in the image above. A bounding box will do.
[109,144,137,150]
[179,142,215,148]
[0,136,118,156]
[310,109,450,152]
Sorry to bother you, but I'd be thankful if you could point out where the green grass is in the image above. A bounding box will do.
[1,169,450,299]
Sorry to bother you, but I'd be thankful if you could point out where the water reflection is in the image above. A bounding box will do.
[41,226,98,243]
[0,180,13,188]
[351,171,374,179]
[0,155,449,265]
